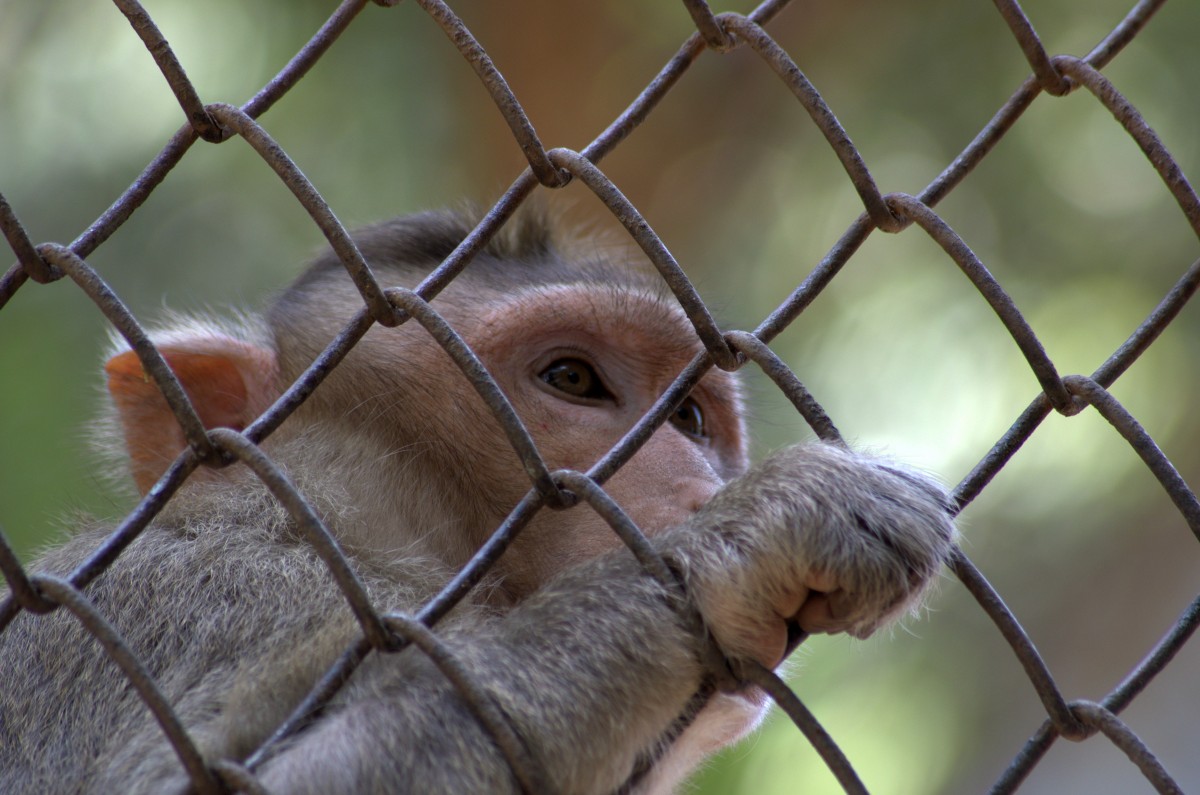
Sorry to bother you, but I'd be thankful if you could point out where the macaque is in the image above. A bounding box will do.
[0,209,955,794]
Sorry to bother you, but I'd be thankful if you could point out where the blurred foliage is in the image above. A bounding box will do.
[2,1,1199,792]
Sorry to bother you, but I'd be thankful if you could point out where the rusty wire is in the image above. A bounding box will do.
[1,0,1197,793]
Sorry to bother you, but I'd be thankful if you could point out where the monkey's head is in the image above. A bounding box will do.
[104,210,748,601]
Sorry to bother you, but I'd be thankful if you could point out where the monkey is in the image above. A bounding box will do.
[0,209,956,794]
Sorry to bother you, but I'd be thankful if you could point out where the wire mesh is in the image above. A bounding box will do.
[1,0,1197,792]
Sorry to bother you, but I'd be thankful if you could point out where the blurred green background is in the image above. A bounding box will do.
[2,1,1199,792]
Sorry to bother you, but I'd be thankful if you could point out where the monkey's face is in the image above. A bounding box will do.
[465,282,748,599]
[265,264,748,599]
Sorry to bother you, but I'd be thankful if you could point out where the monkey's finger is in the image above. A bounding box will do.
[793,587,871,638]
[794,592,840,635]
[805,569,839,593]
[768,569,838,622]
[782,620,809,658]
[754,584,811,667]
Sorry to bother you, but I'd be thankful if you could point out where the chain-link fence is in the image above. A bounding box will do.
[1,0,1198,792]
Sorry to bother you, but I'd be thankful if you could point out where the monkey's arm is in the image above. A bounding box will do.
[257,550,707,795]
[257,443,954,795]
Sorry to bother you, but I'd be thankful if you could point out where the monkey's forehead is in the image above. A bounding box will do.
[495,283,702,339]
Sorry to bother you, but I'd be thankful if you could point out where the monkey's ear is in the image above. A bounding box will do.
[105,337,279,495]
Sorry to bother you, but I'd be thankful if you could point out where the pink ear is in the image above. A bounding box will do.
[105,338,279,495]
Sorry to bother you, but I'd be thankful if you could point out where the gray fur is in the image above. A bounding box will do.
[0,210,955,794]
[0,443,953,794]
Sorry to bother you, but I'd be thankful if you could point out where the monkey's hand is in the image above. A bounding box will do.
[666,443,957,670]
[245,445,952,795]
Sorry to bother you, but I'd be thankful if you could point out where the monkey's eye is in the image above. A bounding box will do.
[539,358,612,401]
[669,398,706,439]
